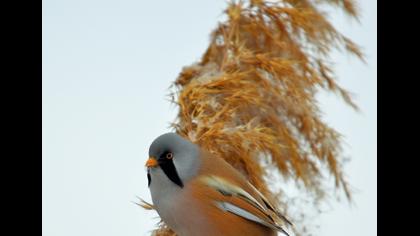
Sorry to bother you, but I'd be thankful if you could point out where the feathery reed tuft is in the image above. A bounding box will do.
[141,1,362,235]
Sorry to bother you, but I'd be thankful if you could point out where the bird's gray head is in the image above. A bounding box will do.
[146,133,200,188]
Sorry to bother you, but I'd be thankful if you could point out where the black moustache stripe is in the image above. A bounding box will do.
[159,159,184,188]
[147,172,151,187]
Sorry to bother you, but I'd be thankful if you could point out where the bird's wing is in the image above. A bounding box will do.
[245,181,293,226]
[198,174,290,236]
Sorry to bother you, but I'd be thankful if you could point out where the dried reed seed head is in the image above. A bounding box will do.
[145,1,362,235]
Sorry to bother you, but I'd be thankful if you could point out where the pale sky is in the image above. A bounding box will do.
[42,0,377,235]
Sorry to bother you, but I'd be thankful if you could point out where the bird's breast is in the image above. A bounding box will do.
[149,167,185,229]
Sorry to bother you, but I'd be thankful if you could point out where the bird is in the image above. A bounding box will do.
[145,132,292,236]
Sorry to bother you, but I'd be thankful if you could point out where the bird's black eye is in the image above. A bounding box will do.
[166,152,173,160]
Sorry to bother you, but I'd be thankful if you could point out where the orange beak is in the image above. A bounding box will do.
[145,157,158,168]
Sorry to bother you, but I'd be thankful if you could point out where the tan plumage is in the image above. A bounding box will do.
[193,151,291,235]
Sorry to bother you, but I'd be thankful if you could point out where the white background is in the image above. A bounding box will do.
[42,0,377,235]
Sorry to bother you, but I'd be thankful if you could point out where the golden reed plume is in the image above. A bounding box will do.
[141,1,363,235]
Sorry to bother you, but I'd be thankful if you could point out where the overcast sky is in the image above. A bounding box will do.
[42,0,376,235]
